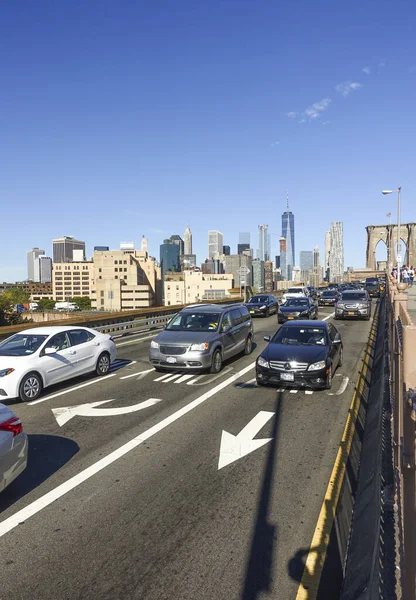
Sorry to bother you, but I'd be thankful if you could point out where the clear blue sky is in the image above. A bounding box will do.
[1,0,415,281]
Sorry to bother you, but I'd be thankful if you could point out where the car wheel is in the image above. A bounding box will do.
[96,352,111,376]
[325,366,333,390]
[243,335,253,355]
[210,350,223,374]
[265,308,270,318]
[19,372,42,402]
[338,347,343,368]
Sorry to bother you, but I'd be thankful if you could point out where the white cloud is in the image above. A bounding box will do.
[303,97,332,119]
[362,66,371,75]
[335,81,362,96]
[286,111,297,118]
[271,141,280,146]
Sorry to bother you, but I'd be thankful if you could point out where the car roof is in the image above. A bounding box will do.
[180,304,244,313]
[280,320,329,328]
[15,326,92,336]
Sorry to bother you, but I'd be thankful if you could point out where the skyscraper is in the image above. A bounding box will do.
[53,236,86,263]
[300,251,313,282]
[223,245,230,256]
[140,235,149,254]
[312,246,321,287]
[169,235,184,256]
[252,259,265,291]
[224,254,252,287]
[160,240,180,281]
[27,248,45,282]
[258,225,270,261]
[329,222,344,282]
[325,231,331,277]
[39,256,52,283]
[282,198,295,280]
[208,230,223,258]
[238,232,251,255]
[279,236,287,280]
[184,226,192,255]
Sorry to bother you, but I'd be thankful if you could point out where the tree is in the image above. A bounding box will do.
[70,296,92,310]
[0,287,30,326]
[38,298,56,311]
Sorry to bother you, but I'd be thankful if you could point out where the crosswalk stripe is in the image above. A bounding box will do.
[162,373,183,382]
[305,390,313,395]
[174,374,195,384]
[153,373,173,382]
[290,389,298,394]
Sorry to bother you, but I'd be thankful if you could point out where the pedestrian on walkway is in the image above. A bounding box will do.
[402,266,409,284]
[408,265,414,286]
[392,268,397,280]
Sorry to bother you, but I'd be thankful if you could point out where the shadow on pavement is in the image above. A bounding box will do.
[241,391,283,600]
[0,434,79,512]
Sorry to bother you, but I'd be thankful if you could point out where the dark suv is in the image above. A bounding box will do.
[245,294,279,317]
[364,277,380,298]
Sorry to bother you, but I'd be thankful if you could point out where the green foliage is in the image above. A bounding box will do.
[0,288,30,326]
[70,296,92,310]
[37,298,56,311]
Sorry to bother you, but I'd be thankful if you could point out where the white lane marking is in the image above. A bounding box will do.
[153,373,173,382]
[305,390,313,395]
[186,367,233,386]
[236,378,257,389]
[111,360,137,370]
[290,389,298,394]
[322,312,335,321]
[0,361,255,538]
[120,368,155,380]
[52,398,163,427]
[162,373,183,382]
[28,374,117,406]
[174,374,195,383]
[218,411,274,470]
[116,333,158,347]
[326,375,350,396]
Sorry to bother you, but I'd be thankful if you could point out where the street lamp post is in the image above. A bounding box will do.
[382,187,402,282]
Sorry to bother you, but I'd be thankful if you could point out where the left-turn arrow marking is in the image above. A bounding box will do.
[52,398,163,427]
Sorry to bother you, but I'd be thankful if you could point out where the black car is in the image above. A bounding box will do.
[335,290,371,320]
[245,294,279,317]
[364,277,381,298]
[278,297,318,324]
[256,321,343,389]
[319,290,340,306]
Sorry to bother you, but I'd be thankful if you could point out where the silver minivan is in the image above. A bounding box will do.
[149,304,254,373]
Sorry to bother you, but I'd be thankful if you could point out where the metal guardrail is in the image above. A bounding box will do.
[95,313,176,336]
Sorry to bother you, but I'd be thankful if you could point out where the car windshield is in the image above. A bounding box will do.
[165,312,221,332]
[365,282,378,287]
[249,296,268,303]
[0,333,48,356]
[272,326,327,346]
[284,299,309,307]
[322,291,337,297]
[287,288,301,294]
[341,293,366,301]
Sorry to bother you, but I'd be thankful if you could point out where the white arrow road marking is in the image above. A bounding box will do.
[218,411,275,470]
[52,398,162,427]
[326,375,349,396]
[120,368,155,380]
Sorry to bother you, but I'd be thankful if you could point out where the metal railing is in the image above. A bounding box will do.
[94,313,176,336]
[386,273,416,598]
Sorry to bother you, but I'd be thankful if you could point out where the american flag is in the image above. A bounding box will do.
[386,212,391,218]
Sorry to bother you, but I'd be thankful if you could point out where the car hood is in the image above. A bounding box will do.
[153,330,216,345]
[262,343,328,363]
[279,305,308,312]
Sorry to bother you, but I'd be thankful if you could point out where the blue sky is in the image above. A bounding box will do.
[1,0,415,281]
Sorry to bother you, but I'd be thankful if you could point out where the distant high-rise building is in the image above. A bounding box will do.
[279,236,288,280]
[264,261,274,292]
[325,231,331,274]
[238,243,250,255]
[27,248,45,282]
[282,197,295,280]
[223,245,230,256]
[208,230,223,258]
[224,254,252,287]
[300,251,314,281]
[258,225,270,261]
[180,254,197,270]
[312,246,321,287]
[120,242,135,251]
[53,236,86,263]
[184,226,192,255]
[94,246,109,252]
[140,236,149,254]
[275,255,280,269]
[238,232,251,255]
[160,240,180,281]
[252,259,265,291]
[329,222,344,282]
[169,235,184,256]
[39,256,52,283]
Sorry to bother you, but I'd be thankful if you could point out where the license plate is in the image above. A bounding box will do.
[347,311,355,315]
[166,356,177,364]
[287,316,294,320]
[250,310,255,314]
[281,372,294,381]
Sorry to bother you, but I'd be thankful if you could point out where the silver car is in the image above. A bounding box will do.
[0,403,28,492]
[335,290,371,320]
[149,304,254,373]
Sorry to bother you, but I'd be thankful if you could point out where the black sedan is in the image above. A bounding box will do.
[245,295,279,317]
[256,321,343,390]
[318,290,339,306]
[277,297,318,324]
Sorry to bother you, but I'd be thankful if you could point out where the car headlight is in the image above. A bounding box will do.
[259,305,267,310]
[190,342,209,351]
[308,361,326,371]
[0,368,15,377]
[299,310,309,316]
[337,303,345,309]
[257,356,269,368]
[150,340,159,349]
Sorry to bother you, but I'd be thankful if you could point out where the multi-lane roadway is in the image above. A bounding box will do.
[0,307,372,599]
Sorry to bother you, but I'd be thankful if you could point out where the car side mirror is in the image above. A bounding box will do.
[44,347,57,355]
[333,334,341,344]
[222,324,232,333]
[264,335,271,342]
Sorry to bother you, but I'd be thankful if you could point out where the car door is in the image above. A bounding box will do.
[230,308,246,355]
[40,332,79,385]
[219,312,236,358]
[269,296,277,313]
[68,329,98,374]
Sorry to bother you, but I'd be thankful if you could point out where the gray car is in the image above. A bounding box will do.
[0,403,28,493]
[335,290,371,320]
[149,304,254,373]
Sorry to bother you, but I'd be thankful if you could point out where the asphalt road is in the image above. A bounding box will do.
[0,307,373,600]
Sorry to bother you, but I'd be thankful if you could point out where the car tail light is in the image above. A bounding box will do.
[0,417,23,437]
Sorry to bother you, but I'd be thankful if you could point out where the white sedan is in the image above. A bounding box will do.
[0,326,117,402]
[0,403,27,492]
